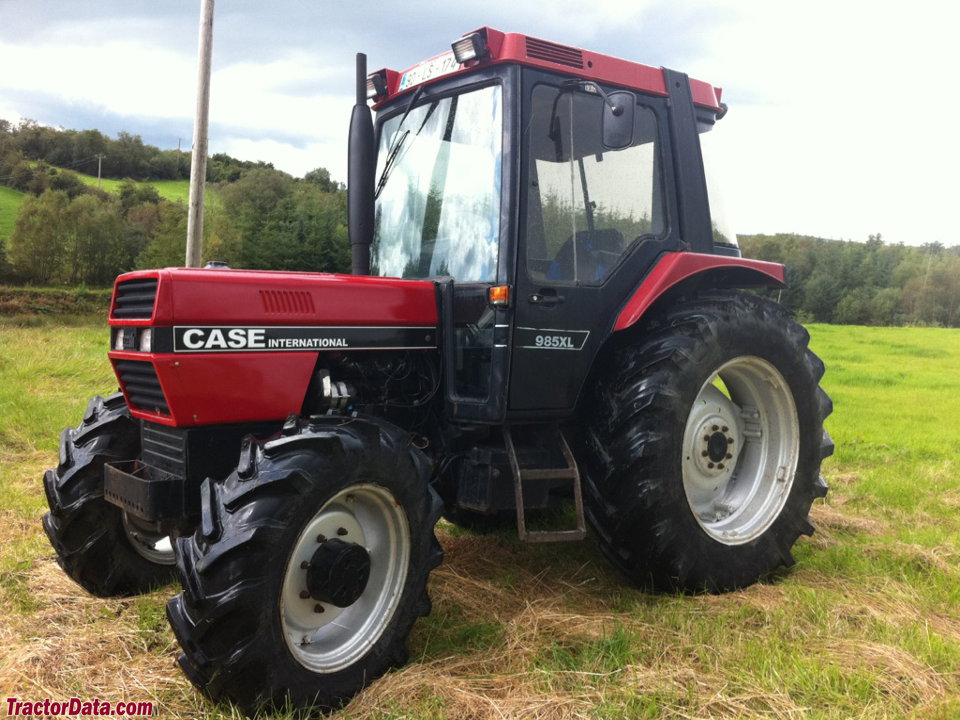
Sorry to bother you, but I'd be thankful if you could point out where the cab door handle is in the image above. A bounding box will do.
[529,290,564,306]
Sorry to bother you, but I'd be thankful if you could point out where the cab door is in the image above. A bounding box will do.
[509,78,670,412]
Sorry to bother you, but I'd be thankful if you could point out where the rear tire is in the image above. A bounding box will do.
[42,393,176,596]
[579,291,833,592]
[166,415,443,714]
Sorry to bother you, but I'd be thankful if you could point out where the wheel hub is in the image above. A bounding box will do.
[306,538,371,607]
[706,431,730,463]
[687,387,741,480]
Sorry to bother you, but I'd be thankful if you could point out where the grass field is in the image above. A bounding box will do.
[0,184,25,243]
[72,171,193,204]
[1,320,958,719]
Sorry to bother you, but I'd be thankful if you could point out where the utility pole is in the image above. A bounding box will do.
[95,154,104,188]
[185,0,215,268]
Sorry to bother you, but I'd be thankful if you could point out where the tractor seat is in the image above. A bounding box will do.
[547,228,626,282]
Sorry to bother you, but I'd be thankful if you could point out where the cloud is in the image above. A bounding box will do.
[1,0,958,243]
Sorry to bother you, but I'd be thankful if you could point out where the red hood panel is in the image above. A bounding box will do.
[111,268,438,327]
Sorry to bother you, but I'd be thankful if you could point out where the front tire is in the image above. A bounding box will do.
[42,393,176,596]
[166,415,443,714]
[580,291,833,592]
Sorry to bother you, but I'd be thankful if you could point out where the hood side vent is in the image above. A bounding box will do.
[260,290,316,315]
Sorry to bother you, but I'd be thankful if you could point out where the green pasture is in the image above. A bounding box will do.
[0,320,958,719]
[0,184,24,242]
[73,170,218,206]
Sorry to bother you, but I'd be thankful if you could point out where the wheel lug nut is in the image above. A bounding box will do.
[717,463,725,469]
[726,453,733,460]
[299,590,310,599]
[301,635,311,645]
[712,425,719,431]
[722,426,728,432]
[337,527,348,536]
[701,450,708,457]
[314,604,325,614]
[708,462,715,469]
[703,435,710,442]
[316,534,326,543]
[300,560,310,569]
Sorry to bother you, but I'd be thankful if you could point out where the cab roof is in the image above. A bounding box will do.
[370,27,723,113]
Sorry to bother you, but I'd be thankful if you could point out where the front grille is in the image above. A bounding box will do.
[115,360,170,415]
[141,422,186,477]
[113,278,158,319]
[526,37,584,69]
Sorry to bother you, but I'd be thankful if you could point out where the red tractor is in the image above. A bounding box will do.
[43,28,832,714]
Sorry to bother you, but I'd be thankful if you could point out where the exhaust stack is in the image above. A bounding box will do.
[348,53,375,275]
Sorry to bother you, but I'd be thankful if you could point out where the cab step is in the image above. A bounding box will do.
[503,425,586,542]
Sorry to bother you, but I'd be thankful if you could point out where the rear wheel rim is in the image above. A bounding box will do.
[682,356,800,545]
[281,483,410,673]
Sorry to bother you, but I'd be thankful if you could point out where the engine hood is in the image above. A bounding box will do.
[109,268,438,327]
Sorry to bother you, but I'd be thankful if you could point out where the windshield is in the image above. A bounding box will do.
[371,85,502,281]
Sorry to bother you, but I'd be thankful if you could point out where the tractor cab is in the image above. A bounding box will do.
[356,28,729,423]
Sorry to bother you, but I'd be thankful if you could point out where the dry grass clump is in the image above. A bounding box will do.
[809,503,888,540]
[0,556,190,714]
[818,639,950,706]
[942,488,960,510]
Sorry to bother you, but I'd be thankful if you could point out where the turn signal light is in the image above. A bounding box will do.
[488,285,510,307]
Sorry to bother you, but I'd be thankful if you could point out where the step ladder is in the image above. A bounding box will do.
[503,425,586,543]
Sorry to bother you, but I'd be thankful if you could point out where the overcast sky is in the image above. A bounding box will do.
[1,0,958,246]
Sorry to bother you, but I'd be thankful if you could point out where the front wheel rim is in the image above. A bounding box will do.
[122,513,176,565]
[281,483,410,673]
[682,356,800,545]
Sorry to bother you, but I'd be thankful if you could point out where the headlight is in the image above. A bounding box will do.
[139,328,153,353]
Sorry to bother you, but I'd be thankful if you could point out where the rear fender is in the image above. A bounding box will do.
[614,252,785,332]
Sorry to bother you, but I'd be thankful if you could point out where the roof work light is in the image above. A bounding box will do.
[451,32,489,64]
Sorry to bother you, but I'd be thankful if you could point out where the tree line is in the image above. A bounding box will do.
[741,234,960,327]
[0,119,349,285]
[2,120,958,326]
[0,117,283,185]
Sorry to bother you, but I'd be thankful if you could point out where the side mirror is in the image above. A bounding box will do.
[602,91,635,150]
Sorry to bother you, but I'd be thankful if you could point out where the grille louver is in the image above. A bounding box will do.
[525,37,584,69]
[142,422,186,477]
[113,278,158,319]
[115,360,170,415]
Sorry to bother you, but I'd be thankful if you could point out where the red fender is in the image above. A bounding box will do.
[614,252,785,332]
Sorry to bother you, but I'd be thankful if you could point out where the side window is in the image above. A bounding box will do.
[526,85,664,284]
